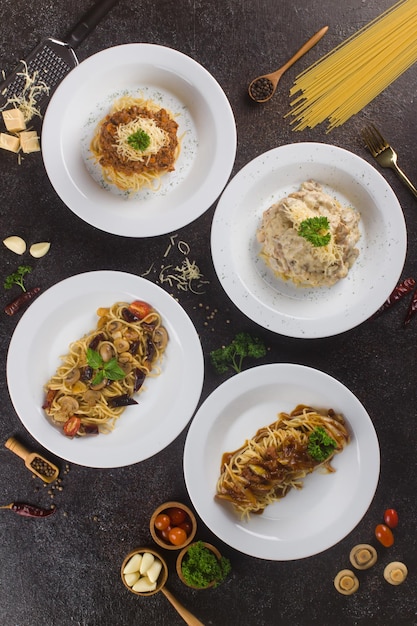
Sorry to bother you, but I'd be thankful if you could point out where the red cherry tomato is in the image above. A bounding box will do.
[375,523,394,547]
[63,415,81,437]
[154,514,170,531]
[159,526,172,542]
[383,508,399,529]
[168,526,188,546]
[166,507,186,525]
[179,520,192,536]
[128,300,153,320]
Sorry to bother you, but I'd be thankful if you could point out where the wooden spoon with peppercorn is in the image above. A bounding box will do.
[248,25,328,103]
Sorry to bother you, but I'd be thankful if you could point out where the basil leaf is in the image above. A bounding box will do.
[87,348,103,369]
[104,358,126,381]
[91,370,105,386]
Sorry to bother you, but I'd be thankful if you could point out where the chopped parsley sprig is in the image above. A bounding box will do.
[210,332,266,374]
[86,348,126,386]
[4,265,32,292]
[307,426,337,462]
[127,129,151,152]
[298,216,331,247]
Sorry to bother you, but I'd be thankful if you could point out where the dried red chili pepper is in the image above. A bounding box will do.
[404,287,417,326]
[0,502,56,518]
[4,287,41,316]
[372,278,416,319]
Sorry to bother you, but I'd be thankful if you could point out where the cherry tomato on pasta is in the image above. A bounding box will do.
[166,507,187,525]
[128,300,152,319]
[154,514,171,531]
[168,527,188,546]
[383,509,399,529]
[63,416,81,437]
[375,524,394,547]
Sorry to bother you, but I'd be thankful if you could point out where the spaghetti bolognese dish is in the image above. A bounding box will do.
[90,95,180,193]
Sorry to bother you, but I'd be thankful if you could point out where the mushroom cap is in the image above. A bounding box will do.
[384,561,408,585]
[334,569,359,595]
[349,543,378,570]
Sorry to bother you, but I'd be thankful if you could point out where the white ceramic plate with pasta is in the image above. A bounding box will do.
[7,271,204,468]
[211,142,407,338]
[184,363,380,560]
[41,43,236,237]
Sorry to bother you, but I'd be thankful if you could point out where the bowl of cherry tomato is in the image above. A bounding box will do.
[150,501,197,550]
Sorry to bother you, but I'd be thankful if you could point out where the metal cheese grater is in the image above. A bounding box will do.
[0,0,118,114]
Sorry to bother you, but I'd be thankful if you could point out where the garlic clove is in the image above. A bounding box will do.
[3,235,26,254]
[123,553,142,575]
[123,572,140,587]
[29,242,51,258]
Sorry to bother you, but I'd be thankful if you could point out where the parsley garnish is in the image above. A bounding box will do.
[298,216,331,247]
[86,348,126,386]
[307,426,337,462]
[127,129,151,152]
[4,265,32,292]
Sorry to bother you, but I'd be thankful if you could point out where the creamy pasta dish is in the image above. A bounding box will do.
[256,180,361,287]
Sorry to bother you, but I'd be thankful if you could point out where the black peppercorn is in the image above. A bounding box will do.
[249,77,274,102]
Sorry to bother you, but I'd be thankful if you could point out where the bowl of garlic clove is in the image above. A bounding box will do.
[121,548,168,596]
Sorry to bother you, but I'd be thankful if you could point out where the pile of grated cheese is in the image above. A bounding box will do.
[115,118,169,162]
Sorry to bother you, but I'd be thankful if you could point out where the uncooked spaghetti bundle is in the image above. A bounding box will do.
[287,0,417,131]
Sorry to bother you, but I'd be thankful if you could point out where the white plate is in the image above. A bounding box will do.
[7,271,204,468]
[184,363,380,560]
[42,44,236,237]
[211,143,407,338]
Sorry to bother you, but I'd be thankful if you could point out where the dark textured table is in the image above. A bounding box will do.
[1,1,417,625]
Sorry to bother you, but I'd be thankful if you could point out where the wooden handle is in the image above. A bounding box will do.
[280,25,328,73]
[4,437,29,461]
[161,587,205,626]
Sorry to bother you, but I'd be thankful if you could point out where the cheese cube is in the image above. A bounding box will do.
[20,130,40,153]
[2,108,26,132]
[0,133,20,153]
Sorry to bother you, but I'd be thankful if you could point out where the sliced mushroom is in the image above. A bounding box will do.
[83,390,101,407]
[349,544,377,570]
[65,368,81,386]
[57,396,79,416]
[118,351,133,364]
[114,337,130,353]
[124,328,139,341]
[107,321,123,337]
[334,569,359,595]
[90,378,108,391]
[99,342,116,363]
[384,562,408,585]
[153,326,168,350]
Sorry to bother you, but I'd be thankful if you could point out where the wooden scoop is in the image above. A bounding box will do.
[248,26,328,102]
[5,437,59,483]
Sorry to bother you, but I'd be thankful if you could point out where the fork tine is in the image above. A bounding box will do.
[361,123,388,156]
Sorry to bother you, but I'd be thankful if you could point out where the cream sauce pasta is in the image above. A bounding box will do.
[256,180,361,287]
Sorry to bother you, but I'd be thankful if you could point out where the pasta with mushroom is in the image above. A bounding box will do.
[42,301,168,437]
[216,405,349,519]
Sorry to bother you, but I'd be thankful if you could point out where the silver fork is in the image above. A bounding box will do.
[361,124,417,200]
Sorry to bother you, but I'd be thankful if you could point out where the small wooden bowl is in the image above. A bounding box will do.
[176,542,222,589]
[121,548,168,596]
[150,501,197,551]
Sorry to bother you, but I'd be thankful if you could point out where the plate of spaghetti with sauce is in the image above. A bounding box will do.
[184,363,379,560]
[7,271,204,468]
[41,44,236,237]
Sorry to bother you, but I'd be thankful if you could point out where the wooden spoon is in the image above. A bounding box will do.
[5,437,59,483]
[248,25,328,102]
[161,587,205,626]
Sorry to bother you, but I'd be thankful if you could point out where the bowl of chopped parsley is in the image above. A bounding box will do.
[176,541,231,589]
